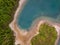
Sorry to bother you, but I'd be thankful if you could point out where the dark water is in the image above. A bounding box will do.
[17,0,60,29]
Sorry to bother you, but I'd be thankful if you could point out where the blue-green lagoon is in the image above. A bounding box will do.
[17,0,60,29]
[16,0,60,44]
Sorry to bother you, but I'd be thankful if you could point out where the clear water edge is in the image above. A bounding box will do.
[16,0,60,44]
[17,0,60,29]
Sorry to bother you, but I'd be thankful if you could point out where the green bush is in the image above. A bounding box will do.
[31,23,57,45]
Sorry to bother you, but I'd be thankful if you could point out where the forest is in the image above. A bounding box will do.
[0,0,19,45]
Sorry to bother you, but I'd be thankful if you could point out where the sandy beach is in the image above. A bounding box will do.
[9,0,41,45]
[9,0,60,45]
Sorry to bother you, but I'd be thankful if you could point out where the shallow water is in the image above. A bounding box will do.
[17,0,60,29]
[58,39,60,45]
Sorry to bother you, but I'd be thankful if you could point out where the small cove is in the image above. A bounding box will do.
[17,0,60,30]
[16,0,60,44]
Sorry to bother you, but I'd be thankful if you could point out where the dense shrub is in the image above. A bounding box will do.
[31,23,57,45]
[0,0,19,45]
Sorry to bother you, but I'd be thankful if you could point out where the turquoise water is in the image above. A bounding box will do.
[17,0,60,29]
[17,0,60,44]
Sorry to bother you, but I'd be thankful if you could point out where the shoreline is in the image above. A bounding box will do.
[9,0,60,45]
[9,0,28,45]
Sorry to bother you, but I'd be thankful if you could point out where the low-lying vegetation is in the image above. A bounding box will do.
[31,23,57,45]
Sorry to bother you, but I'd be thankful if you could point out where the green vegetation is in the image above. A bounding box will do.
[0,0,19,45]
[31,23,57,45]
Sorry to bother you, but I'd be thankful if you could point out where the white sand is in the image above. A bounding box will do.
[9,0,28,45]
[9,0,41,45]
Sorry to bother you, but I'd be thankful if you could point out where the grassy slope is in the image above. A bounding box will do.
[31,23,57,45]
[0,0,19,45]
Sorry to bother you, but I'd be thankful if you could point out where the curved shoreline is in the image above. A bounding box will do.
[9,0,28,45]
[9,0,60,45]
